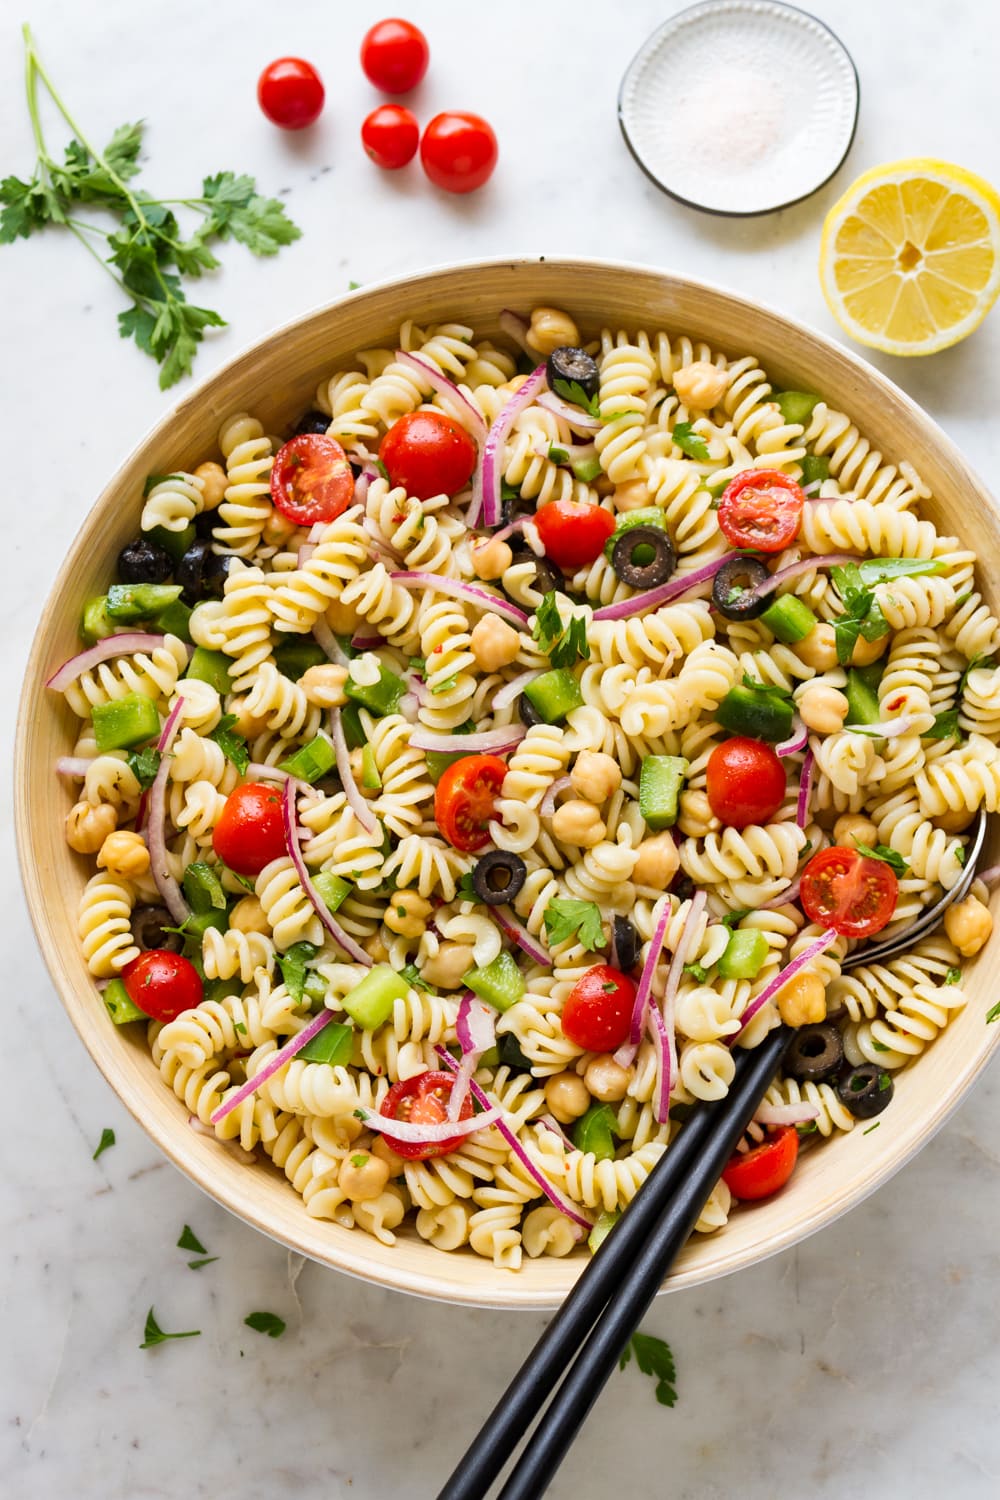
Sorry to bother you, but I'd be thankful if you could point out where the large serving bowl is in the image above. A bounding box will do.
[16,257,1000,1309]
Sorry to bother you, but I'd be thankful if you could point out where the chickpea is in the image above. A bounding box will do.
[194,460,228,510]
[851,632,889,668]
[793,623,838,673]
[935,805,978,834]
[551,799,605,848]
[583,1054,632,1103]
[678,789,719,840]
[470,615,522,672]
[799,684,849,735]
[372,1134,406,1176]
[338,1150,392,1202]
[300,662,348,708]
[633,832,681,889]
[526,306,580,357]
[570,751,622,805]
[324,597,360,637]
[776,972,827,1028]
[944,896,993,957]
[420,943,476,991]
[672,360,728,410]
[384,889,432,939]
[364,932,390,965]
[543,1071,591,1123]
[612,479,651,512]
[833,813,879,848]
[230,896,269,935]
[97,830,150,880]
[65,799,117,855]
[471,536,514,582]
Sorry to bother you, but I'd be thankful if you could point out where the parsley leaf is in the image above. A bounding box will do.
[927,709,961,741]
[140,1308,201,1349]
[400,962,432,992]
[543,897,606,951]
[862,1121,881,1135]
[350,1153,368,1169]
[683,963,709,982]
[127,745,162,789]
[987,998,1000,1024]
[945,967,962,985]
[244,1311,286,1339]
[553,377,600,417]
[177,1225,207,1255]
[456,871,478,902]
[619,1331,678,1407]
[92,1127,115,1161]
[277,941,320,1005]
[533,591,563,653]
[187,1257,219,1270]
[721,910,752,930]
[209,713,250,776]
[199,172,301,256]
[853,841,908,877]
[671,422,710,462]
[532,590,590,669]
[741,671,793,702]
[548,445,570,465]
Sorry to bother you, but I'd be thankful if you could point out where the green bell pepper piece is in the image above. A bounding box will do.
[760,594,818,644]
[81,596,116,645]
[464,951,525,1012]
[182,862,227,914]
[344,662,406,717]
[718,928,769,981]
[184,647,232,694]
[638,755,688,830]
[278,733,336,785]
[299,1021,355,1066]
[146,522,195,563]
[104,977,147,1024]
[523,668,584,724]
[773,391,820,426]
[845,669,881,726]
[342,965,410,1030]
[106,583,183,622]
[91,693,161,752]
[717,685,794,743]
[274,640,329,682]
[572,1104,618,1161]
[311,872,352,913]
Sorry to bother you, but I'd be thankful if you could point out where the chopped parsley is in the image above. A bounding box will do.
[927,709,961,741]
[187,1257,219,1270]
[853,841,908,877]
[209,713,250,776]
[456,871,478,902]
[532,590,590,670]
[619,1331,678,1407]
[92,1127,115,1161]
[244,1311,286,1339]
[829,563,892,665]
[350,1154,369,1169]
[126,745,162,788]
[862,1121,881,1136]
[177,1225,207,1254]
[671,421,710,462]
[945,967,962,985]
[543,897,606,952]
[400,962,432,992]
[721,910,752,930]
[987,998,1000,1024]
[140,1308,201,1349]
[547,444,570,465]
[683,963,709,983]
[277,941,320,1005]
[552,377,600,417]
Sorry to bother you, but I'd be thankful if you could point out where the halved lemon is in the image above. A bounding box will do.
[819,159,1000,355]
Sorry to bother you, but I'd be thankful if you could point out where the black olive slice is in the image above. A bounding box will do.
[611,915,641,973]
[177,538,234,603]
[784,1023,844,1083]
[132,905,184,954]
[836,1061,894,1119]
[472,850,527,906]
[711,556,771,621]
[611,527,676,590]
[508,541,564,599]
[293,409,332,436]
[546,346,600,403]
[518,693,543,727]
[117,538,174,586]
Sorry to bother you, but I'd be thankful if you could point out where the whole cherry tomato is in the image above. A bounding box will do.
[360,18,429,93]
[706,738,786,829]
[212,783,287,877]
[361,104,420,169]
[420,112,498,194]
[379,409,478,499]
[123,950,203,1023]
[379,1070,473,1159]
[561,965,638,1052]
[270,433,355,525]
[257,57,325,130]
[723,1125,799,1200]
[799,846,899,939]
[718,469,806,553]
[434,755,507,852]
[534,501,615,570]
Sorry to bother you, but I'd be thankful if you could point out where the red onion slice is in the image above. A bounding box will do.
[46,633,181,691]
[350,634,384,651]
[146,696,190,925]
[390,572,529,628]
[754,1101,820,1126]
[394,350,488,444]
[435,1046,590,1232]
[494,905,550,966]
[536,390,602,432]
[56,756,93,778]
[329,707,377,833]
[361,1100,501,1144]
[538,1113,575,1147]
[410,725,527,755]
[796,749,814,829]
[540,775,572,819]
[777,714,807,757]
[448,992,497,1121]
[480,364,548,528]
[845,716,916,739]
[730,927,838,1043]
[281,778,372,965]
[646,1003,673,1124]
[591,551,859,623]
[211,1008,338,1125]
[493,670,544,713]
[498,309,532,353]
[312,618,351,668]
[761,877,801,910]
[977,864,1000,889]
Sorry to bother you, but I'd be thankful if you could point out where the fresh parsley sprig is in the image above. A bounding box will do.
[209,714,250,776]
[140,1308,201,1349]
[853,841,908,877]
[671,422,710,462]
[533,591,590,670]
[1,26,300,388]
[619,1331,678,1407]
[543,897,606,951]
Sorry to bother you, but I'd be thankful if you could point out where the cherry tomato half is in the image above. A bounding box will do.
[360,17,429,93]
[718,469,806,553]
[379,409,478,500]
[420,112,498,194]
[361,104,420,169]
[434,754,507,852]
[379,1070,473,1159]
[123,950,203,1023]
[722,1126,799,1201]
[257,57,325,130]
[212,783,287,877]
[271,433,355,525]
[800,846,898,939]
[533,500,616,570]
[706,738,786,829]
[561,965,638,1053]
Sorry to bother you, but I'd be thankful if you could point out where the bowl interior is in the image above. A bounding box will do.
[17,257,1000,1309]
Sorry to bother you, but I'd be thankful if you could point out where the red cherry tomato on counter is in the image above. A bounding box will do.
[718,469,806,553]
[533,500,616,570]
[434,755,507,852]
[257,57,325,130]
[123,950,203,1023]
[706,738,786,829]
[799,846,898,939]
[722,1125,799,1201]
[360,18,429,93]
[379,409,477,500]
[561,965,638,1053]
[270,434,355,525]
[212,783,287,877]
[380,1071,473,1159]
[361,104,420,169]
[420,112,498,194]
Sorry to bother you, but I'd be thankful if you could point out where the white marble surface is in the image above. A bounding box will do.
[3,1,1000,1495]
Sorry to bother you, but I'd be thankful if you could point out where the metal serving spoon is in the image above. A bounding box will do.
[841,810,987,971]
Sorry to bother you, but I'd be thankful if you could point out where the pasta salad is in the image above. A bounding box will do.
[51,303,999,1269]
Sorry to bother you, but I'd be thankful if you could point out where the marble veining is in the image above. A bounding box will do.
[3,1,1000,1495]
